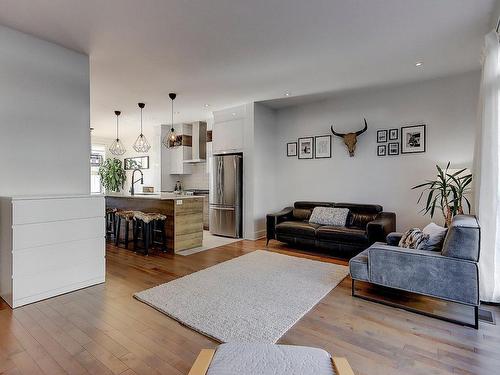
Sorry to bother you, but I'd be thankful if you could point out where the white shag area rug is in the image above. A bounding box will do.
[134,250,348,343]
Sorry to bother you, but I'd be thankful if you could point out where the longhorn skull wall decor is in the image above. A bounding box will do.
[331,118,368,157]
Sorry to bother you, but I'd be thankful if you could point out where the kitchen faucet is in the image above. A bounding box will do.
[130,168,143,195]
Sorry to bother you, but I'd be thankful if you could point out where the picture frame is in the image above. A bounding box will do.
[377,130,387,143]
[377,145,387,156]
[286,142,297,157]
[298,137,314,159]
[124,156,150,170]
[388,142,399,155]
[401,124,426,154]
[90,153,103,167]
[314,135,331,159]
[389,128,399,141]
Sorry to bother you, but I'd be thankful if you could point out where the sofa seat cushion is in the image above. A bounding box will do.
[207,343,335,375]
[275,221,321,238]
[349,249,369,281]
[317,226,368,244]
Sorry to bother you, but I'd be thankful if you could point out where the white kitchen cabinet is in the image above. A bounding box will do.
[212,118,244,154]
[169,146,192,174]
[0,195,105,308]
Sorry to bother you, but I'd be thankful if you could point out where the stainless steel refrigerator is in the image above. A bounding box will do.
[209,154,243,238]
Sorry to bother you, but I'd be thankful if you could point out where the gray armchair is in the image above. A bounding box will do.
[349,215,480,328]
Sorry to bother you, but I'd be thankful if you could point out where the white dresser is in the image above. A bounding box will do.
[0,195,105,308]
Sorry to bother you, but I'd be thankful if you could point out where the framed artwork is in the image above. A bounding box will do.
[389,128,399,141]
[298,137,314,159]
[287,142,297,157]
[388,142,399,155]
[377,145,387,156]
[377,130,387,143]
[401,124,426,154]
[124,156,150,170]
[314,135,332,158]
[90,154,103,167]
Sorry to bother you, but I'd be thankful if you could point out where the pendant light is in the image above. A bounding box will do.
[162,93,179,148]
[109,110,126,155]
[133,102,151,153]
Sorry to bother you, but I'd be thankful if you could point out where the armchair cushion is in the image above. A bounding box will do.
[367,244,479,305]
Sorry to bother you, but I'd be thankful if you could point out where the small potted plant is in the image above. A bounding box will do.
[98,158,126,192]
[412,162,472,227]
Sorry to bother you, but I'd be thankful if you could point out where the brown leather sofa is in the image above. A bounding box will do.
[267,201,396,257]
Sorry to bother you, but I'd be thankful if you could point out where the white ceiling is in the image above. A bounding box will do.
[0,0,495,138]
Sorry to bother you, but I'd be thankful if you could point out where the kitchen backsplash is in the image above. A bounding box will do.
[181,163,209,189]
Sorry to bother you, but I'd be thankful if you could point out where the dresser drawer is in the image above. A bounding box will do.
[13,237,105,277]
[13,217,105,251]
[13,256,105,305]
[13,197,104,225]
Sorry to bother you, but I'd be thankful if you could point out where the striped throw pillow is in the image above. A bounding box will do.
[398,228,429,249]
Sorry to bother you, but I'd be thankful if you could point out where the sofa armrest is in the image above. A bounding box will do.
[366,212,396,243]
[367,244,479,305]
[386,232,403,246]
[266,207,293,241]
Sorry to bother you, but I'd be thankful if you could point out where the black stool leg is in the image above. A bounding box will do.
[160,220,167,252]
[124,220,130,249]
[115,217,121,246]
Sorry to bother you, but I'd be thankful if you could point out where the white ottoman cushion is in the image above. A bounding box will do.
[207,343,335,375]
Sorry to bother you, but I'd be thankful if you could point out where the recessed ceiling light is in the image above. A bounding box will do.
[232,112,237,116]
[415,62,423,67]
[204,104,210,108]
[284,91,292,97]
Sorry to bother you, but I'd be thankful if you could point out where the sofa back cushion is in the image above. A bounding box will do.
[336,203,383,229]
[441,215,480,261]
[294,201,334,210]
[309,207,349,226]
[292,208,312,221]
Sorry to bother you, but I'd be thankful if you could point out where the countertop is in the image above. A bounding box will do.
[1,194,104,201]
[105,192,202,200]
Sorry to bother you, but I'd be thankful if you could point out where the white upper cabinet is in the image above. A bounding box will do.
[212,106,246,154]
[169,146,192,175]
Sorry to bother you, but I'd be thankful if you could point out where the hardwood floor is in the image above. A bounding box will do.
[0,239,499,375]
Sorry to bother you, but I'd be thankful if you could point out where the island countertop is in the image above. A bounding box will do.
[105,194,203,253]
[105,192,202,200]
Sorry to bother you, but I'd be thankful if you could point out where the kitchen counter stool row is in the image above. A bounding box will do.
[106,207,167,255]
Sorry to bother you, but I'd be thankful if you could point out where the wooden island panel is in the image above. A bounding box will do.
[105,195,203,253]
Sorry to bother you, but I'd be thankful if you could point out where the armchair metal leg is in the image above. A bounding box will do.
[352,279,479,329]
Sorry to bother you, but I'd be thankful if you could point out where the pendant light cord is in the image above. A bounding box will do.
[116,114,119,140]
[171,98,174,131]
[140,107,143,135]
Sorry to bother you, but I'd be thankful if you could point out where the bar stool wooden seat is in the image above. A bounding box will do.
[115,210,135,249]
[106,207,118,240]
[133,211,167,255]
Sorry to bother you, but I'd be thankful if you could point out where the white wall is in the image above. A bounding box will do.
[0,25,90,196]
[253,103,277,238]
[268,71,480,230]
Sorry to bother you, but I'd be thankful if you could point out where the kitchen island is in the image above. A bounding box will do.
[105,193,203,253]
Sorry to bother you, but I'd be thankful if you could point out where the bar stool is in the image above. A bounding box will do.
[115,210,135,249]
[133,211,167,255]
[105,207,117,240]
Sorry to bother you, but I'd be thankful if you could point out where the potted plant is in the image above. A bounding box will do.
[412,162,472,227]
[98,158,126,192]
